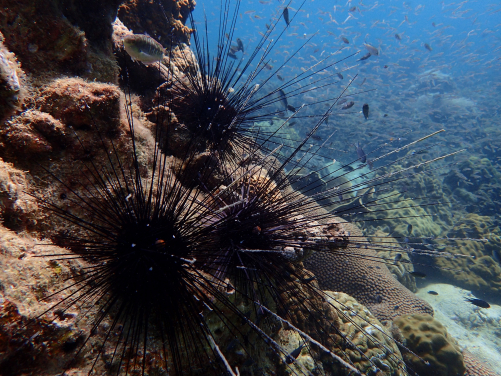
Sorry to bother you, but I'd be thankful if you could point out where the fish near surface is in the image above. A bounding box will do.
[285,343,305,364]
[364,43,379,56]
[236,38,244,52]
[123,34,165,64]
[283,7,290,26]
[341,101,354,109]
[359,52,371,61]
[362,103,369,119]
[355,142,366,163]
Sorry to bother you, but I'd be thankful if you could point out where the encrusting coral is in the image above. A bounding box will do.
[392,314,465,376]
[305,219,434,322]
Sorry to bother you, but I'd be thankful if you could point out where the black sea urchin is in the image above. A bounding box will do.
[156,0,359,165]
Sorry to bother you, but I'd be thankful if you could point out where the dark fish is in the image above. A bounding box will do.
[278,89,288,110]
[341,36,349,44]
[384,65,388,69]
[410,271,426,278]
[465,298,490,308]
[424,43,432,51]
[355,142,366,163]
[432,22,436,27]
[407,224,413,235]
[362,103,369,119]
[336,72,344,79]
[395,33,402,41]
[383,113,388,117]
[283,7,290,26]
[394,253,402,263]
[359,52,371,61]
[287,104,296,112]
[285,342,305,364]
[227,51,238,59]
[374,295,383,303]
[300,276,316,283]
[236,38,244,52]
[349,6,357,12]
[288,121,297,127]
[311,135,321,141]
[341,101,354,109]
[428,291,439,295]
[277,74,284,81]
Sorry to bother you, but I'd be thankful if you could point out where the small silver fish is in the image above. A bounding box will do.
[363,43,379,56]
[123,34,165,64]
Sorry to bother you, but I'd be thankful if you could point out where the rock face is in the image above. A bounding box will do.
[393,314,465,376]
[0,0,120,82]
[0,33,23,124]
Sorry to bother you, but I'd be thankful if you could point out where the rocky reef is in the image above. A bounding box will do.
[393,313,465,376]
[0,0,497,375]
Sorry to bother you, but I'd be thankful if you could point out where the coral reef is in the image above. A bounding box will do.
[392,314,465,376]
[415,283,501,376]
[463,350,499,376]
[305,219,434,322]
[436,213,501,297]
[324,291,405,376]
[443,156,501,217]
[369,230,417,292]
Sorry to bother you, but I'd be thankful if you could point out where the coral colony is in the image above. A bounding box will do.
[0,1,497,376]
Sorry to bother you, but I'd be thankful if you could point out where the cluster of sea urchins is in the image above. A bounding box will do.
[18,2,474,376]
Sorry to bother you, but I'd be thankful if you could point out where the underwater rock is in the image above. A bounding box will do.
[0,110,73,160]
[0,224,86,375]
[305,218,434,322]
[118,0,195,47]
[0,33,24,124]
[0,0,119,82]
[0,158,37,231]
[36,77,121,133]
[1,78,121,163]
[393,313,465,376]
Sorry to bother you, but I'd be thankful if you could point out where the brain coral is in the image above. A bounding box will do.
[463,350,499,376]
[305,218,433,322]
[393,314,465,376]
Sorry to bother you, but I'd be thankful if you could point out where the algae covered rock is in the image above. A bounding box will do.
[0,32,24,123]
[393,313,465,376]
[436,213,501,296]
